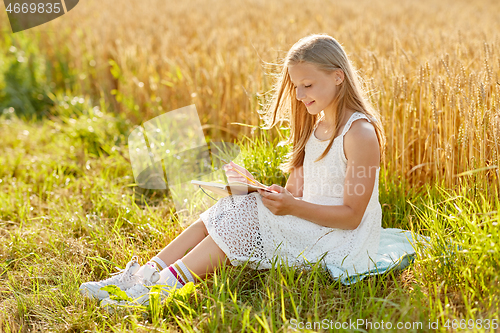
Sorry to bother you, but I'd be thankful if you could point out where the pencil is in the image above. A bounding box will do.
[219,157,260,186]
[218,157,279,194]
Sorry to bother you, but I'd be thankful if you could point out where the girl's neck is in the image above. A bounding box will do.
[320,109,339,129]
[320,109,356,129]
[321,113,336,129]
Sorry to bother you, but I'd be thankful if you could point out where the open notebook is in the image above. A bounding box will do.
[191,180,278,197]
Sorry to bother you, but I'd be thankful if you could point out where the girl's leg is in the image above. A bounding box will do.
[181,235,230,280]
[82,218,215,300]
[101,234,230,307]
[154,218,209,268]
[152,233,229,289]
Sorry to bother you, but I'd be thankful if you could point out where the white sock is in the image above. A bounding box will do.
[150,256,167,271]
[176,260,195,283]
[158,260,195,288]
[136,256,166,279]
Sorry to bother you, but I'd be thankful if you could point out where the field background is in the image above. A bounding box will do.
[0,0,499,331]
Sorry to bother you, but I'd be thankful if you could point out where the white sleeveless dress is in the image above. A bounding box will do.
[199,111,382,275]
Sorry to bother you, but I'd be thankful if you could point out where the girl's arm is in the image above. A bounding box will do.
[285,166,304,198]
[259,119,379,229]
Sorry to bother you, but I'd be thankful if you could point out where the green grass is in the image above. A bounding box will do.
[0,97,499,332]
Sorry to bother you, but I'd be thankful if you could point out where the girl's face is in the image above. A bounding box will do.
[287,62,343,116]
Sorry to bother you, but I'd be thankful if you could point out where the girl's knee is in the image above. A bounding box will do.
[194,218,209,237]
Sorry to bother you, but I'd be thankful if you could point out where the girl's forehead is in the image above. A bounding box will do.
[288,62,322,82]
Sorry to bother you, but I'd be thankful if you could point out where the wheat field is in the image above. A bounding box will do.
[7,0,498,190]
[1,0,500,331]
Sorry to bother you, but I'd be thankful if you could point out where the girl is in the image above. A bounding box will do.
[80,33,386,308]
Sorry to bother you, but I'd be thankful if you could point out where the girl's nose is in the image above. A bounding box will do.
[296,87,306,100]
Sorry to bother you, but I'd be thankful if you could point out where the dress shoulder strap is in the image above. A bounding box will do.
[340,112,372,137]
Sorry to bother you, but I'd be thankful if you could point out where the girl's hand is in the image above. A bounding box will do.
[257,184,296,216]
[223,161,261,186]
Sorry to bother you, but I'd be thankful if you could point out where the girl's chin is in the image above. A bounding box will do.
[305,108,321,115]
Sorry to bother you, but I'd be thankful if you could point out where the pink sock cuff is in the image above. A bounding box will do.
[168,266,185,286]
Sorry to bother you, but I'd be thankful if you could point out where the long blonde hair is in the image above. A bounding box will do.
[258,33,386,174]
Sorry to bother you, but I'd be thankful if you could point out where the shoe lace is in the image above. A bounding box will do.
[126,271,159,298]
[126,282,149,299]
[103,255,139,284]
[143,275,157,287]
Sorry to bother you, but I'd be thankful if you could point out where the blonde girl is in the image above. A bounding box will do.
[80,33,386,308]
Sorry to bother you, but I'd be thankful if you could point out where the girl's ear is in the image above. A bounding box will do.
[335,69,345,85]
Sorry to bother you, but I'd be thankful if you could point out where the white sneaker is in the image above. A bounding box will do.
[79,256,141,300]
[101,262,174,308]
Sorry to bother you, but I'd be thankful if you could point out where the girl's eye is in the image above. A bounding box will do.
[293,85,312,89]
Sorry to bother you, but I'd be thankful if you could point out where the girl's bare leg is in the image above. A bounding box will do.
[155,218,209,267]
[181,235,231,280]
